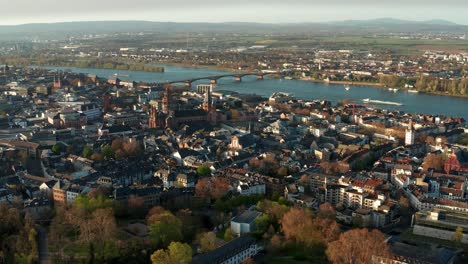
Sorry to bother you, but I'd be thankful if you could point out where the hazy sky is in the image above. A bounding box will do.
[1,0,468,25]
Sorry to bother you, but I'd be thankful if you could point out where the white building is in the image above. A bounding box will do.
[191,236,261,264]
[78,103,101,121]
[231,210,262,236]
[405,122,415,146]
[236,181,266,196]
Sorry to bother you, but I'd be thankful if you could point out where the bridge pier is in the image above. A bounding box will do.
[185,80,192,88]
[234,76,242,82]
[210,79,217,84]
[257,74,264,80]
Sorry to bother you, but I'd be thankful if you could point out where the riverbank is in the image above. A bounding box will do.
[299,77,468,99]
[155,62,243,73]
[301,77,383,87]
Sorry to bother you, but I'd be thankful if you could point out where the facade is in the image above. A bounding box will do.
[231,210,262,236]
[196,84,217,94]
[78,103,101,120]
[105,112,141,126]
[413,208,468,244]
[191,236,261,264]
[48,110,87,129]
[237,182,266,195]
[176,173,195,188]
[52,181,88,205]
[52,181,67,204]
[405,122,415,146]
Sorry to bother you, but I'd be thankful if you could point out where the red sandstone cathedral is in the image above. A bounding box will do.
[149,85,225,129]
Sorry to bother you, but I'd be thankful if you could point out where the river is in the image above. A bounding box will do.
[41,65,468,119]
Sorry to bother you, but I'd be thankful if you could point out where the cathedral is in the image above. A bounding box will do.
[149,85,224,129]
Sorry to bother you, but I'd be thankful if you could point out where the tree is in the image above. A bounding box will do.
[111,138,125,152]
[315,217,340,243]
[197,165,211,177]
[147,206,168,220]
[224,228,233,241]
[168,242,192,264]
[281,207,339,246]
[282,208,321,246]
[52,143,66,155]
[320,161,344,174]
[257,200,289,226]
[78,208,117,243]
[422,153,446,171]
[115,149,126,160]
[199,232,217,253]
[151,242,192,264]
[150,249,172,264]
[195,177,230,200]
[270,234,282,250]
[318,202,336,220]
[122,140,141,157]
[453,226,463,244]
[147,209,182,228]
[82,146,92,158]
[150,221,183,248]
[101,145,114,159]
[90,153,103,161]
[326,229,391,264]
[28,228,38,259]
[255,214,271,235]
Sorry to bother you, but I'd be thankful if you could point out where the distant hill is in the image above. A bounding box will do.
[0,18,467,40]
[330,18,460,27]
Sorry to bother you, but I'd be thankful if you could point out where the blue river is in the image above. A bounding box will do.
[41,65,468,119]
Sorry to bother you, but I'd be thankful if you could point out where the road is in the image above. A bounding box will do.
[36,226,50,264]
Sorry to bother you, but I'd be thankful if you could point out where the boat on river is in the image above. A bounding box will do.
[362,98,403,106]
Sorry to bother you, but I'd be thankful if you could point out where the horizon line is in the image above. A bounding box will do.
[0,18,465,27]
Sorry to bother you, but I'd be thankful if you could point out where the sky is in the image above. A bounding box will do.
[1,0,468,25]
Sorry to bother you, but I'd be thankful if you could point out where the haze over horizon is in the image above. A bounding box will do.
[1,0,468,26]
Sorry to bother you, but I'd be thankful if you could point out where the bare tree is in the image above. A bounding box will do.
[326,228,391,264]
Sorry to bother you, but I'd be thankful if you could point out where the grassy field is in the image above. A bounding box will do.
[259,36,468,54]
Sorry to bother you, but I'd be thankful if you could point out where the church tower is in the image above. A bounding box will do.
[53,74,62,89]
[202,86,213,112]
[103,93,112,113]
[162,85,171,114]
[149,107,157,129]
[405,121,415,146]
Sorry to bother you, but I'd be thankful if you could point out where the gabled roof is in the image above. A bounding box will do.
[231,210,262,224]
[191,236,257,264]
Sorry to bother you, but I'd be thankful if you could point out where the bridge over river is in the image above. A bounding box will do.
[148,71,283,87]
